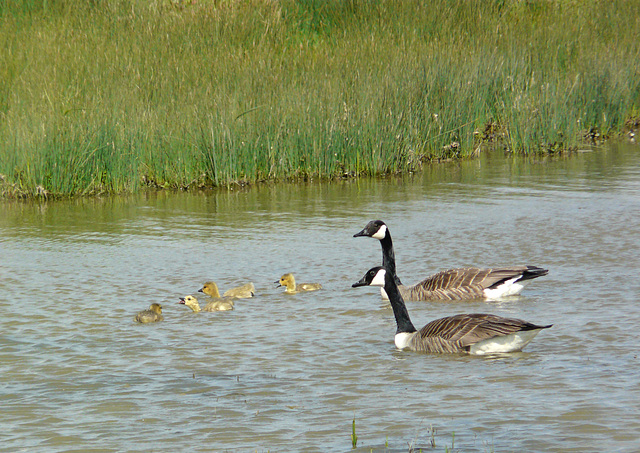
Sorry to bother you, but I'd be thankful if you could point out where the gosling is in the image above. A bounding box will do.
[199,281,255,299]
[135,303,164,323]
[275,273,322,294]
[179,295,234,312]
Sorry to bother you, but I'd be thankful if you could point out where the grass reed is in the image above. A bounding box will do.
[1,0,638,197]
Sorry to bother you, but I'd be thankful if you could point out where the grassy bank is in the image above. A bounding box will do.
[1,0,639,198]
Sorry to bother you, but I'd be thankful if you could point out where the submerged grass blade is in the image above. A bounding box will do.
[351,416,358,449]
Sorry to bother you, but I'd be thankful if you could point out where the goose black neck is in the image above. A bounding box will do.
[380,232,403,286]
[384,269,416,334]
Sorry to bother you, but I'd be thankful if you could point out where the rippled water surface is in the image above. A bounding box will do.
[2,145,639,452]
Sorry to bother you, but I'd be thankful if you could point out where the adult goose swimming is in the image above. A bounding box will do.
[353,266,552,354]
[354,219,548,301]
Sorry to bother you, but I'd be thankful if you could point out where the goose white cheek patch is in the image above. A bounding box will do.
[371,269,386,286]
[372,224,387,240]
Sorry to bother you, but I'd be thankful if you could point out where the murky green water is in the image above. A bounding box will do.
[1,145,639,452]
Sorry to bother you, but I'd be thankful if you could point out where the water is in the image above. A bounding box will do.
[1,145,639,452]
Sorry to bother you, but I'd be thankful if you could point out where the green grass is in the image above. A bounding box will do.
[1,0,639,197]
[352,415,358,449]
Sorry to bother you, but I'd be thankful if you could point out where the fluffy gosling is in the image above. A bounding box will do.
[135,303,164,323]
[179,295,234,312]
[275,273,322,294]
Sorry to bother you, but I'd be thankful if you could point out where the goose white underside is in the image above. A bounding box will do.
[469,329,543,355]
[483,277,528,300]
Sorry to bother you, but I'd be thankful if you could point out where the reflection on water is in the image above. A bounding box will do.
[1,145,639,452]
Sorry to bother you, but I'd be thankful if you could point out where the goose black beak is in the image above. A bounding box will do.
[352,278,368,288]
[353,228,369,238]
[198,288,204,293]
[274,280,282,287]
[178,298,186,304]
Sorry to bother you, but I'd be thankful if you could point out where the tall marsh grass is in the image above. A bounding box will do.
[1,0,639,197]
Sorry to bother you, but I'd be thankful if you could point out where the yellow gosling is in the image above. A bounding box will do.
[179,295,234,312]
[135,303,164,323]
[275,273,322,294]
[199,281,255,299]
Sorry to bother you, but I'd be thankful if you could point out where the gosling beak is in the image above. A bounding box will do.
[178,298,186,304]
[198,288,204,293]
[274,280,282,288]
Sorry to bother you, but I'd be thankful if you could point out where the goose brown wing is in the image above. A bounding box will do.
[406,266,546,300]
[417,313,539,347]
[475,266,547,288]
[404,268,490,300]
[419,267,537,291]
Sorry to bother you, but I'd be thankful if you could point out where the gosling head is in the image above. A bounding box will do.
[178,295,201,312]
[354,220,388,240]
[199,281,221,298]
[149,303,163,314]
[275,273,295,289]
[352,266,387,288]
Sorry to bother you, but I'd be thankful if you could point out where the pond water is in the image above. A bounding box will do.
[1,144,639,452]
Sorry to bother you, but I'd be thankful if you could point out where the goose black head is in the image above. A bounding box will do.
[353,220,388,240]
[352,266,387,288]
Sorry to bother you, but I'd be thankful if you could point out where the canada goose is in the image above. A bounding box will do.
[275,273,322,294]
[354,220,548,301]
[199,281,255,299]
[179,295,234,312]
[353,266,552,354]
[134,303,164,323]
